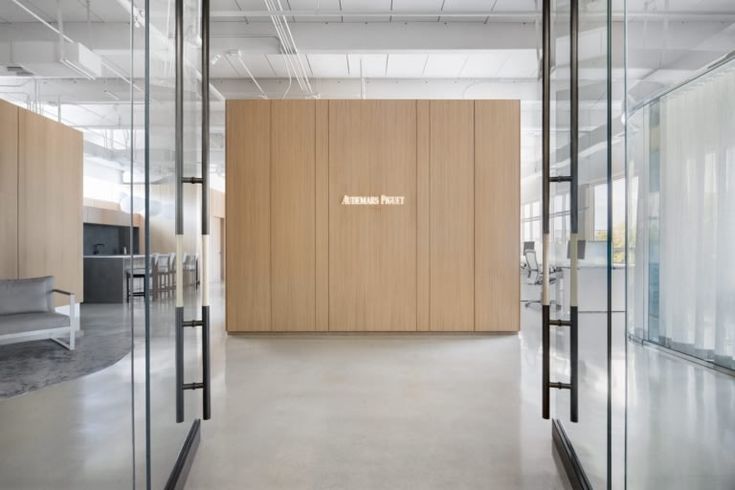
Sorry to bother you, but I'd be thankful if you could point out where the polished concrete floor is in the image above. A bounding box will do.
[0,282,733,489]
[626,342,735,489]
[186,332,569,489]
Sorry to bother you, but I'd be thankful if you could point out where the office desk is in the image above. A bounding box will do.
[555,263,625,314]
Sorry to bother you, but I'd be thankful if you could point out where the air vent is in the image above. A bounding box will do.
[0,41,102,79]
[6,65,34,76]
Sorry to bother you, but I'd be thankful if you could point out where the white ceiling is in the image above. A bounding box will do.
[211,50,540,79]
[0,0,733,180]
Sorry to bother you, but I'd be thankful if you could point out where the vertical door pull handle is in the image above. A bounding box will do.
[541,0,579,423]
[174,0,212,424]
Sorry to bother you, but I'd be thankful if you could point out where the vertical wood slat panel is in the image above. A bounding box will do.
[270,100,316,332]
[224,99,520,333]
[271,101,316,331]
[429,100,475,331]
[328,100,417,331]
[18,109,84,304]
[475,100,521,331]
[226,100,271,332]
[416,101,430,331]
[0,100,18,280]
[315,101,330,331]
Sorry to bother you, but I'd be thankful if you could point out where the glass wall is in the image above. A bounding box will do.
[142,0,208,487]
[544,0,619,487]
[627,58,735,368]
[0,0,139,487]
[626,46,735,490]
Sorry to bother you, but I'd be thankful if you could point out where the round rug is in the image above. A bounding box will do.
[0,304,132,398]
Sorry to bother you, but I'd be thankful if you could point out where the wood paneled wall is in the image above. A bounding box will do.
[226,100,272,331]
[329,100,418,331]
[0,100,84,303]
[18,109,84,302]
[271,101,317,331]
[0,100,18,279]
[226,100,520,333]
[429,101,475,331]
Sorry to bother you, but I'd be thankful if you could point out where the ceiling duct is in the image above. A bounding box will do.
[0,41,103,79]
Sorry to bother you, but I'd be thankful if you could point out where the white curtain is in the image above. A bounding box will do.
[627,107,650,341]
[657,62,735,366]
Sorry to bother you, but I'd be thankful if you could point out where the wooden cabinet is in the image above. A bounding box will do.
[226,100,519,333]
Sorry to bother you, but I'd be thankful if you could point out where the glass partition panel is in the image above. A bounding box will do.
[548,0,613,487]
[143,0,206,486]
[0,0,138,487]
[626,55,735,489]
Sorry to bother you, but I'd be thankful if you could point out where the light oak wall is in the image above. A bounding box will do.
[475,101,521,331]
[226,100,271,331]
[429,101,475,331]
[0,100,18,279]
[226,100,520,333]
[271,101,316,331]
[329,100,417,331]
[13,107,84,303]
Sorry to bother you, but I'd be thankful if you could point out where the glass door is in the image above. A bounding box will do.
[541,0,615,487]
[142,0,211,487]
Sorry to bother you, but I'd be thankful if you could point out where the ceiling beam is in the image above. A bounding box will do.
[211,9,735,22]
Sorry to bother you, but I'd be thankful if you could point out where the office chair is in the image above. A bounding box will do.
[520,241,536,273]
[521,249,560,309]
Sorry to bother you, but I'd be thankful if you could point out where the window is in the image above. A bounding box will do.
[593,178,626,264]
[83,175,124,204]
[521,200,543,245]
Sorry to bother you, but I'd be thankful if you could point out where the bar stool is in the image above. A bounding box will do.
[158,253,176,295]
[126,255,158,301]
[183,253,199,288]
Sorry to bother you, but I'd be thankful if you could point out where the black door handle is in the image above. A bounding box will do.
[541,0,579,424]
[174,0,212,424]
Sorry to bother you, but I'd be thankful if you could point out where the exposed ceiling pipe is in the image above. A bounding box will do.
[360,57,366,99]
[262,0,314,97]
[281,56,293,99]
[232,51,268,98]
[114,0,146,28]
[263,0,304,91]
[273,0,313,94]
[264,0,306,92]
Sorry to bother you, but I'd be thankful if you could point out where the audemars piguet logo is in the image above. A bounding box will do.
[341,195,406,206]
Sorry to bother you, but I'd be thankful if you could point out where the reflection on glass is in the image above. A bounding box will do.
[0,0,137,487]
[627,59,735,369]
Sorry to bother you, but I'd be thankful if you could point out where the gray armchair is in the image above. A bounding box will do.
[0,276,77,350]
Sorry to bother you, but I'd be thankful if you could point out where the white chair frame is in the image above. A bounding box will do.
[0,289,78,351]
